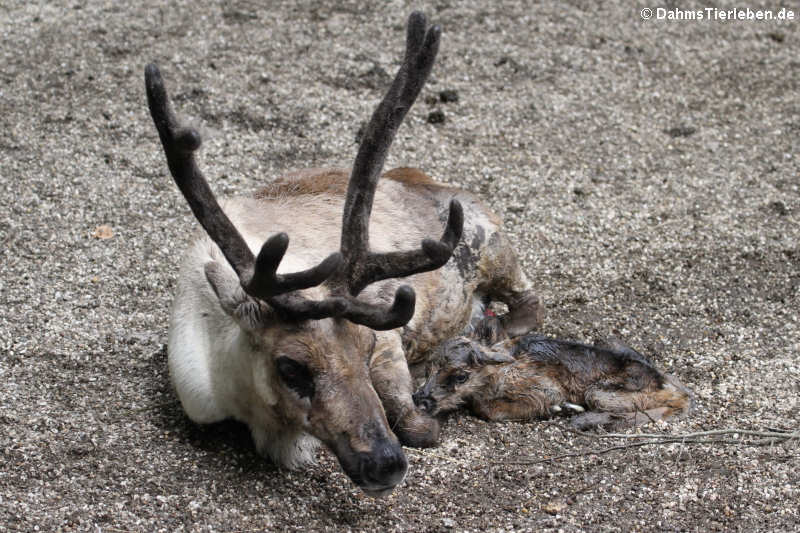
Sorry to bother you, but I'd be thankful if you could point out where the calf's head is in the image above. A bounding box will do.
[413,336,514,416]
[146,12,463,496]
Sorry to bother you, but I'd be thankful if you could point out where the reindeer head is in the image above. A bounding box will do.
[413,335,514,416]
[146,13,463,496]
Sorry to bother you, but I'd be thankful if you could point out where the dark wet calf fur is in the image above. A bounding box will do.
[414,317,693,430]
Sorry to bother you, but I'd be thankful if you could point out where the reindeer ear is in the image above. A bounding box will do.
[205,261,243,312]
[204,261,275,330]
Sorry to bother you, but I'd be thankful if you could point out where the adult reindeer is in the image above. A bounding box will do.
[145,12,542,496]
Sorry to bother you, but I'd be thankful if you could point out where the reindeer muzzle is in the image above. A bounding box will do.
[333,435,408,497]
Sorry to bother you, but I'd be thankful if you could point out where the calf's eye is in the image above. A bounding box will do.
[276,356,315,399]
[449,371,469,386]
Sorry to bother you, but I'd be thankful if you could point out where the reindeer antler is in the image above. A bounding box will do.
[145,11,461,330]
[145,65,342,302]
[336,11,463,297]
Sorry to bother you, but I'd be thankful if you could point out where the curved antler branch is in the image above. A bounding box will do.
[269,285,416,331]
[248,233,343,297]
[145,64,340,300]
[348,199,464,295]
[341,285,416,330]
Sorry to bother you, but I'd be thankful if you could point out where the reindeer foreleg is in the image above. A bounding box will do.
[370,333,440,447]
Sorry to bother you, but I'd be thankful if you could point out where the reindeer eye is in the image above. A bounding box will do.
[275,357,315,399]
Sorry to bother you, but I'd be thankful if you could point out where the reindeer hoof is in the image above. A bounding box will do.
[395,410,440,448]
[502,291,545,337]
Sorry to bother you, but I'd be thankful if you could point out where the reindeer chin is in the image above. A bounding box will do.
[361,485,399,499]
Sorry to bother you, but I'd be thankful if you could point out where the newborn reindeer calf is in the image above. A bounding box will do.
[414,318,692,430]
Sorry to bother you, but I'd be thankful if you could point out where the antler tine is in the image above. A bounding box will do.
[145,64,341,300]
[268,286,415,331]
[339,12,442,281]
[249,233,343,297]
[341,285,416,330]
[348,199,463,295]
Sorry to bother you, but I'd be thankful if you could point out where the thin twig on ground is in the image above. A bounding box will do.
[573,428,800,441]
[491,427,799,466]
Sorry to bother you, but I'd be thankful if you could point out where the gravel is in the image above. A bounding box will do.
[1,1,798,531]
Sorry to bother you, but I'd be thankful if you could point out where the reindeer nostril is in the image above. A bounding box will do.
[360,441,408,488]
[413,394,435,413]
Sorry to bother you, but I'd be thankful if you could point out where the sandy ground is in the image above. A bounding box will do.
[1,1,798,531]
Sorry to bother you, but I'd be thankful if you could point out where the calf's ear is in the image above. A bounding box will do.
[473,348,515,365]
